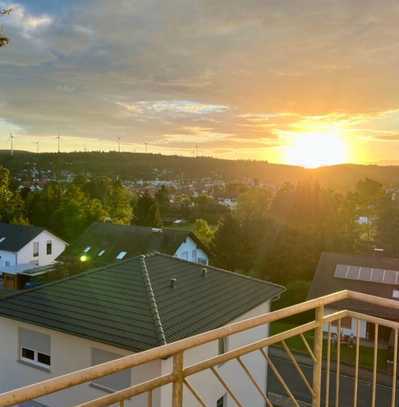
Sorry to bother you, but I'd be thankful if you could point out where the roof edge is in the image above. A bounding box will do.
[149,252,285,294]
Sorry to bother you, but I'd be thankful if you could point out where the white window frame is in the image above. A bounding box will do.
[20,346,51,369]
[393,289,399,299]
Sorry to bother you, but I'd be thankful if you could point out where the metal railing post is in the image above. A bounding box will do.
[172,352,184,407]
[312,305,324,407]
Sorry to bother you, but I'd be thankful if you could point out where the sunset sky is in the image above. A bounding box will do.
[1,0,399,166]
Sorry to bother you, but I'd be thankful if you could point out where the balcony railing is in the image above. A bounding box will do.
[0,290,398,407]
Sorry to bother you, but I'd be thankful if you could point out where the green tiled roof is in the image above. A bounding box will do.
[64,222,209,265]
[0,253,284,352]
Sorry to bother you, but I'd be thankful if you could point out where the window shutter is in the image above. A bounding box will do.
[19,328,50,355]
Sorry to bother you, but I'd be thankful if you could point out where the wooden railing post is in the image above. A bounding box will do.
[312,305,324,407]
[172,352,184,407]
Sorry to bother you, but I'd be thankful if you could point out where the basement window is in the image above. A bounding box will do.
[98,249,105,257]
[84,246,91,253]
[116,251,127,260]
[19,328,51,369]
[0,237,6,243]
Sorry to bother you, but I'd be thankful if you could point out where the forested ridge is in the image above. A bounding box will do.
[3,151,399,190]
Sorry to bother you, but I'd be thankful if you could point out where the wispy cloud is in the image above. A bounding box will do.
[1,2,53,38]
[116,100,229,116]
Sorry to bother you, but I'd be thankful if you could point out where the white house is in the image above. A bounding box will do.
[0,253,284,407]
[67,222,210,266]
[308,252,399,343]
[0,223,67,274]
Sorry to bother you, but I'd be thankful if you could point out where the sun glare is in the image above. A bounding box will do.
[284,131,348,168]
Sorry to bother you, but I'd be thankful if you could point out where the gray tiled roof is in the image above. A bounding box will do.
[0,253,284,352]
[65,222,209,265]
[308,252,399,320]
[0,223,44,252]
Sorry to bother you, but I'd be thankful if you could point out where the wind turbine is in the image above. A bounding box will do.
[9,133,14,156]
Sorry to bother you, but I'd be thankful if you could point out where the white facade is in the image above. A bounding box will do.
[0,301,271,407]
[324,308,367,339]
[174,236,209,265]
[0,231,67,274]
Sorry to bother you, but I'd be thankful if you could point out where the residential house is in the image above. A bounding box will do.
[0,253,283,407]
[0,223,67,274]
[309,251,399,342]
[66,222,210,266]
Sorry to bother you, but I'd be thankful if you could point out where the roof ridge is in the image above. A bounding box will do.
[140,255,167,346]
[151,252,285,291]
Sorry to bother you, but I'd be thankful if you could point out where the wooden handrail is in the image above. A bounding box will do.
[0,290,398,407]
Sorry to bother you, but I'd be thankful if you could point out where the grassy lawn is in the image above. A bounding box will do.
[271,321,389,371]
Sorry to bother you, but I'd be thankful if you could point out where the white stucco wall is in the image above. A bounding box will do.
[174,237,209,264]
[0,231,67,273]
[0,250,17,270]
[17,231,67,267]
[160,301,271,407]
[0,301,272,407]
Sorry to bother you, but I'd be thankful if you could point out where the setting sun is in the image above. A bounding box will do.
[284,131,348,168]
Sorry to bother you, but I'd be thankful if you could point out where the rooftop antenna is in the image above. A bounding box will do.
[9,133,14,156]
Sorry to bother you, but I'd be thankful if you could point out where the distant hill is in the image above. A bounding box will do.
[1,151,399,191]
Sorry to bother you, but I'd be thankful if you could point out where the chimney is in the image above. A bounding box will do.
[170,278,177,288]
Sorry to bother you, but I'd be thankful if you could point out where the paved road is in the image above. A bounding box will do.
[268,353,397,407]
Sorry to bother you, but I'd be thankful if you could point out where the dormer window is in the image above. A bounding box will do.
[98,250,105,257]
[84,246,91,253]
[116,251,127,260]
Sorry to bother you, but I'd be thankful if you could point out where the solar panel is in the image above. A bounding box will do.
[334,264,399,286]
[334,264,348,278]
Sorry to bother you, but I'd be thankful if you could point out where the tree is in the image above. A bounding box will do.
[134,193,162,227]
[211,214,242,271]
[193,219,215,246]
[376,197,399,255]
[0,166,27,223]
[236,188,271,221]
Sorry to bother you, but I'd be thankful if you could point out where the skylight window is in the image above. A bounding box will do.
[116,251,127,260]
[84,246,91,253]
[0,237,6,243]
[98,250,105,257]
